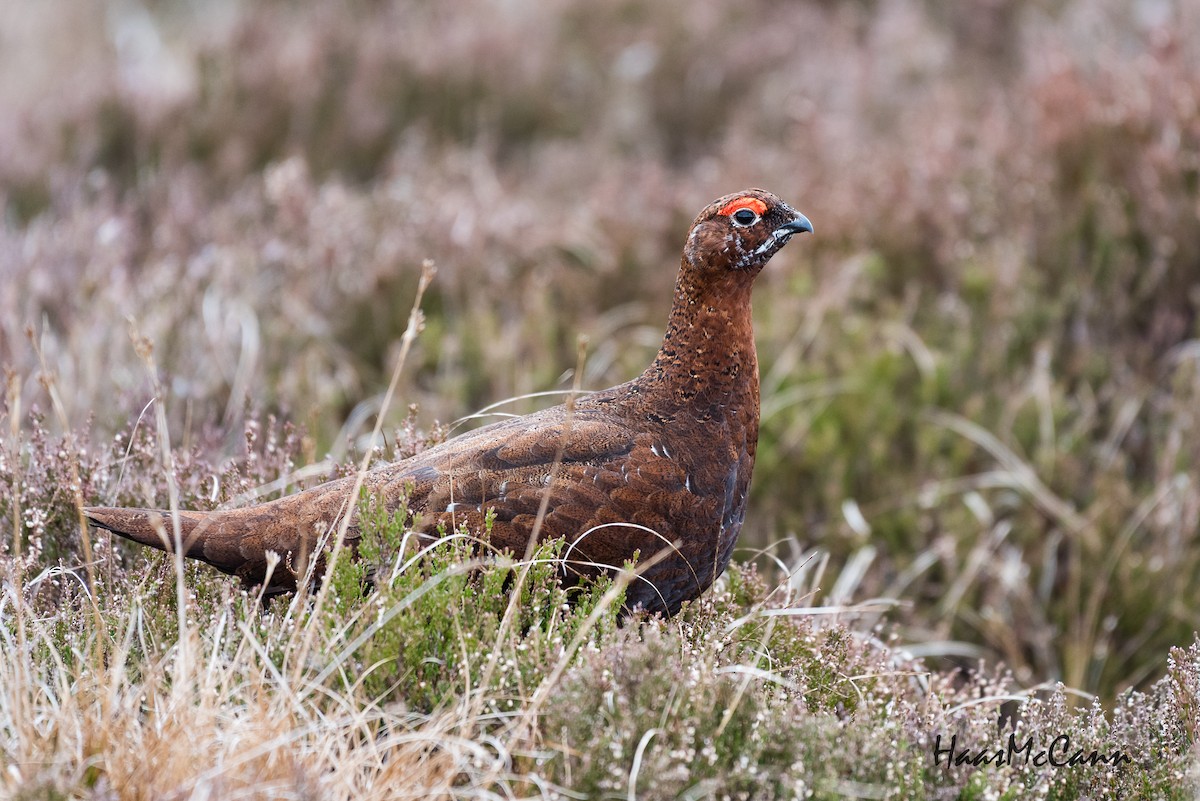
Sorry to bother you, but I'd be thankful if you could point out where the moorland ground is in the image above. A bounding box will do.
[3,0,1200,797]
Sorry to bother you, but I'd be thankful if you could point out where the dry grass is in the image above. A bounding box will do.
[4,0,1200,796]
[3,487,1199,797]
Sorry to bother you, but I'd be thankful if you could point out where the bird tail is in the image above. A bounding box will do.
[84,506,211,557]
[84,492,346,592]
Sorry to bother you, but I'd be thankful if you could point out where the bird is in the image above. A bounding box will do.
[85,189,812,616]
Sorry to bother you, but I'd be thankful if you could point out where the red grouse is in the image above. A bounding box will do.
[86,189,812,616]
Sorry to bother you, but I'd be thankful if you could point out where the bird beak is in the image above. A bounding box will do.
[775,213,813,237]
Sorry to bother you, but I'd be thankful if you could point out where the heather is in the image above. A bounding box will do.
[3,0,1200,797]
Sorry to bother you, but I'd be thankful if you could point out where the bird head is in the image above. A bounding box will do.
[683,189,813,278]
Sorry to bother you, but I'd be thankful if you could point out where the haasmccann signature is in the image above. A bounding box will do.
[933,733,1135,769]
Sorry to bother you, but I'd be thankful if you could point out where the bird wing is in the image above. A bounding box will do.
[368,408,720,612]
[371,407,664,553]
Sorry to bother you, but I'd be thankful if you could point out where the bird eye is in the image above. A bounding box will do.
[732,208,759,227]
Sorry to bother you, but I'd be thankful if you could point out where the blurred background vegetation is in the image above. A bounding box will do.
[2,0,1199,700]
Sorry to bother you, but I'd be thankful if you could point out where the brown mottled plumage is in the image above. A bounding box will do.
[86,189,812,616]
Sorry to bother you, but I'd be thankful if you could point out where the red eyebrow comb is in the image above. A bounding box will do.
[718,196,768,217]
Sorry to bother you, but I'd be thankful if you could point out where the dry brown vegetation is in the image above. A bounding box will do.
[3,0,1200,797]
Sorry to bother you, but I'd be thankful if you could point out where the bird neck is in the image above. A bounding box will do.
[634,266,761,424]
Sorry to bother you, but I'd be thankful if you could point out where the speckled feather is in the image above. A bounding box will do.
[85,189,811,616]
